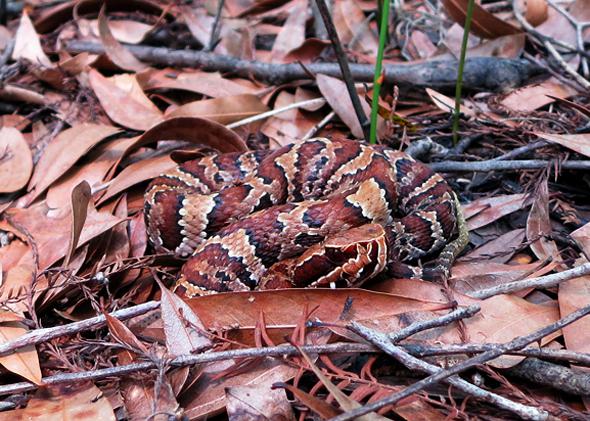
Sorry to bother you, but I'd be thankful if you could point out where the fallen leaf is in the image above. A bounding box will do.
[159,281,212,356]
[139,69,259,98]
[97,5,147,72]
[270,2,309,62]
[559,268,590,360]
[88,69,163,130]
[165,94,269,125]
[90,19,153,44]
[26,124,120,203]
[0,127,33,193]
[443,0,521,38]
[226,385,296,421]
[535,132,590,158]
[426,88,475,116]
[12,10,52,67]
[572,222,590,257]
[105,313,148,356]
[64,181,91,267]
[0,322,41,384]
[277,383,340,418]
[463,194,530,230]
[97,153,177,205]
[461,228,525,263]
[316,74,371,139]
[333,0,378,55]
[2,382,116,420]
[499,80,578,112]
[450,261,544,295]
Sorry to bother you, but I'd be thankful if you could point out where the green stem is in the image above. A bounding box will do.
[369,0,390,144]
[452,0,475,145]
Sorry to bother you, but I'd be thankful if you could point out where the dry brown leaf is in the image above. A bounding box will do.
[467,33,526,58]
[535,132,590,158]
[559,268,590,358]
[98,153,177,205]
[2,382,115,420]
[316,74,371,139]
[105,313,148,357]
[26,124,120,203]
[0,127,33,193]
[165,94,269,125]
[188,288,448,345]
[450,261,544,295]
[0,85,45,105]
[499,80,578,113]
[270,1,309,62]
[526,180,560,263]
[88,69,163,130]
[426,88,475,116]
[226,385,296,421]
[463,194,530,230]
[6,200,123,271]
[89,19,153,44]
[461,228,525,263]
[277,383,341,418]
[183,359,297,419]
[12,10,52,67]
[0,322,41,384]
[158,281,212,356]
[572,222,590,257]
[139,69,259,98]
[63,181,91,267]
[333,0,378,55]
[97,5,147,72]
[443,0,521,39]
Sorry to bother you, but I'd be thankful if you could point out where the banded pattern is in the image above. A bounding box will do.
[144,138,463,298]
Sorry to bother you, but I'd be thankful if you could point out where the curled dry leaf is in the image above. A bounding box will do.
[27,123,120,203]
[226,385,296,421]
[63,181,91,267]
[4,382,116,420]
[158,280,212,357]
[0,127,33,193]
[0,322,42,384]
[333,0,378,55]
[165,94,269,125]
[88,69,163,130]
[97,5,147,72]
[90,19,153,44]
[443,0,521,39]
[105,313,149,357]
[12,10,52,67]
[270,2,309,63]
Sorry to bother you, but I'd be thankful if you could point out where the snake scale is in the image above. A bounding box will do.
[144,138,468,298]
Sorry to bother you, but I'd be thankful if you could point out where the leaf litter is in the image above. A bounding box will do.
[0,0,588,419]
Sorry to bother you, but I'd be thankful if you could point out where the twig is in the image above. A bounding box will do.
[226,98,326,129]
[544,40,590,90]
[389,304,480,342]
[334,303,590,420]
[470,262,590,299]
[347,323,551,421]
[493,140,550,161]
[302,110,336,140]
[314,0,370,140]
[206,0,225,52]
[65,41,542,91]
[0,301,160,357]
[429,159,590,172]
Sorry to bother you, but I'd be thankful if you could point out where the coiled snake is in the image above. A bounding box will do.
[144,138,468,298]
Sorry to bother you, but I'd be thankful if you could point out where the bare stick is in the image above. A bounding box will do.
[544,40,590,90]
[429,159,590,172]
[389,304,480,342]
[227,98,326,129]
[206,0,225,52]
[348,323,551,420]
[65,41,540,91]
[470,262,590,299]
[334,303,590,420]
[302,110,336,140]
[0,301,160,357]
[313,0,370,140]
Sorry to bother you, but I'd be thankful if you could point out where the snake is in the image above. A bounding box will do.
[144,137,468,298]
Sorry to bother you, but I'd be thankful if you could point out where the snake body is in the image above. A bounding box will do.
[144,138,465,297]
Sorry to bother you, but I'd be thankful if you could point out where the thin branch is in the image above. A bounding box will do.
[347,323,551,421]
[334,303,590,420]
[0,301,160,357]
[206,0,225,52]
[302,110,336,140]
[314,0,370,140]
[429,159,590,172]
[470,262,590,299]
[544,40,590,90]
[389,304,480,342]
[226,98,326,129]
